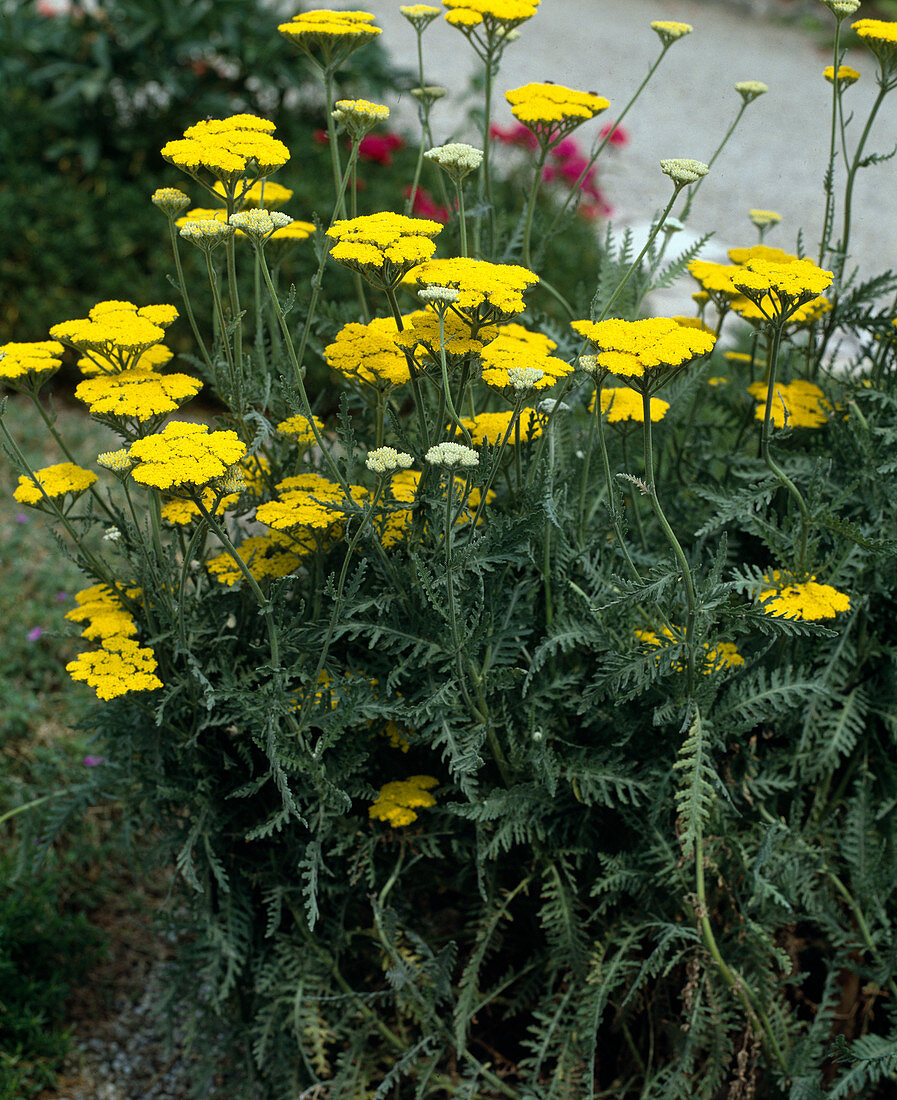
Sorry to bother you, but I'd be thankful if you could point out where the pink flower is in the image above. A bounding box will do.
[358,132,404,165]
[490,123,538,151]
[27,626,44,642]
[600,122,628,147]
[404,185,450,222]
[82,755,106,767]
[559,155,590,183]
[56,591,69,602]
[550,138,579,160]
[15,513,29,523]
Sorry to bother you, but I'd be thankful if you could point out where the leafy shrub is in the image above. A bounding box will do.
[5,3,897,1099]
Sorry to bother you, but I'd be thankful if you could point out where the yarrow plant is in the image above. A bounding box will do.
[6,5,897,1100]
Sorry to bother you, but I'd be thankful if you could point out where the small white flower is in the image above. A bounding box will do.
[507,366,544,392]
[424,143,484,182]
[418,285,460,305]
[734,80,768,104]
[425,441,479,469]
[537,398,570,415]
[103,526,122,542]
[365,447,414,475]
[229,209,292,241]
[660,158,709,185]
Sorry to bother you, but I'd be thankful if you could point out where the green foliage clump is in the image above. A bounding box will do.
[5,4,897,1099]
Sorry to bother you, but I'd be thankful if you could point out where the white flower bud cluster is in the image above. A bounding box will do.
[418,285,460,305]
[734,80,768,104]
[179,218,236,248]
[660,158,709,185]
[229,209,293,242]
[151,187,191,217]
[425,441,479,469]
[365,447,414,474]
[424,143,484,181]
[507,366,544,392]
[821,0,861,15]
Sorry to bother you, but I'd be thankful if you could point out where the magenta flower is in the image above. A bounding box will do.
[82,755,107,767]
[15,513,29,523]
[27,626,44,642]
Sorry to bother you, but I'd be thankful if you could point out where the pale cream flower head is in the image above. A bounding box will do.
[228,209,293,242]
[179,218,236,250]
[735,80,769,104]
[660,158,710,185]
[400,4,441,30]
[331,98,390,140]
[97,448,133,473]
[365,447,414,475]
[411,85,447,106]
[424,142,484,183]
[821,0,861,16]
[507,366,545,392]
[425,441,479,469]
[650,20,693,46]
[151,187,191,218]
[418,285,461,306]
[749,209,781,228]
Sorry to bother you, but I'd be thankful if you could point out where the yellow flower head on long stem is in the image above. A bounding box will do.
[0,341,64,390]
[162,115,289,184]
[369,775,438,826]
[14,462,98,506]
[747,379,832,428]
[505,82,609,149]
[406,257,539,325]
[128,421,246,491]
[758,575,850,620]
[278,9,381,69]
[326,212,443,290]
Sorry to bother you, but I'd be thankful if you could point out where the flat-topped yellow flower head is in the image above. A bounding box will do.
[51,301,176,372]
[0,340,64,390]
[74,369,202,428]
[400,4,441,30]
[590,387,670,424]
[161,114,289,185]
[824,64,861,87]
[128,421,246,491]
[369,775,438,827]
[326,316,412,388]
[255,473,348,532]
[458,408,543,444]
[505,82,609,148]
[731,257,833,319]
[443,0,538,53]
[759,575,850,620]
[747,379,832,428]
[407,257,539,325]
[852,19,897,82]
[571,316,716,394]
[326,212,443,290]
[278,9,381,68]
[66,637,163,700]
[479,324,572,392]
[14,462,98,506]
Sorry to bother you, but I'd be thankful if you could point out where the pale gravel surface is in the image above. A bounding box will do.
[359,0,897,285]
[48,4,896,1097]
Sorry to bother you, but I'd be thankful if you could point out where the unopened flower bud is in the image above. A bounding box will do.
[425,441,479,469]
[365,447,414,475]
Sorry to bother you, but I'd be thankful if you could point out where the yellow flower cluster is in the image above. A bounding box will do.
[14,462,97,506]
[255,472,348,532]
[636,627,744,673]
[505,82,608,147]
[689,247,831,325]
[66,636,163,700]
[368,775,438,827]
[325,316,411,388]
[852,19,897,72]
[206,530,314,586]
[407,257,539,323]
[275,412,325,448]
[443,0,539,33]
[51,301,177,373]
[759,577,850,620]
[747,379,831,428]
[214,179,294,207]
[161,114,289,182]
[590,387,670,424]
[479,324,571,391]
[327,212,443,289]
[278,10,381,59]
[128,421,246,490]
[824,64,860,86]
[571,317,716,392]
[458,407,543,444]
[0,340,64,388]
[74,369,202,424]
[160,487,239,525]
[65,584,139,642]
[732,257,833,315]
[395,309,498,366]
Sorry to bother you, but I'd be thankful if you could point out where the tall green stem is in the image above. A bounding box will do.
[166,219,216,380]
[679,101,748,222]
[835,83,889,283]
[760,324,810,571]
[819,20,845,266]
[642,391,696,695]
[523,144,549,271]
